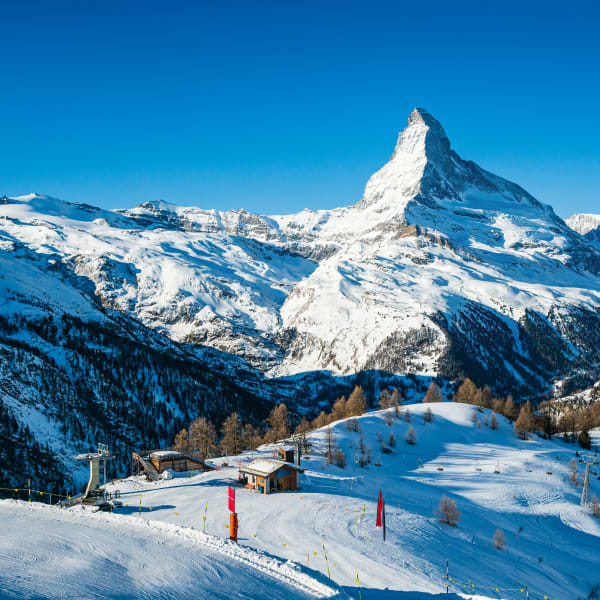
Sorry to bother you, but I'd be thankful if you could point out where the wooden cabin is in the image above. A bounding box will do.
[278,446,296,464]
[149,450,209,473]
[132,448,214,480]
[239,459,304,494]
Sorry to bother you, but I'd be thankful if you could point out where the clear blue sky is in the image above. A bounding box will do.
[1,0,598,218]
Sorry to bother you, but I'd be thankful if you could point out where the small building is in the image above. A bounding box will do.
[239,459,304,494]
[132,448,214,481]
[149,450,210,473]
[278,446,296,464]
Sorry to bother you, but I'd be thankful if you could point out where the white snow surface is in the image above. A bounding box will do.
[4,402,600,598]
[2,109,600,377]
[88,403,600,598]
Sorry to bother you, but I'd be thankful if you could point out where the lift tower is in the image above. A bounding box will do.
[580,454,598,507]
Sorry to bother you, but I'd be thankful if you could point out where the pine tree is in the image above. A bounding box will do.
[220,412,243,456]
[423,407,434,423]
[578,429,591,450]
[424,382,442,403]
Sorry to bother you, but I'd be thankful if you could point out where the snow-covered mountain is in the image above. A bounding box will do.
[566,212,600,248]
[2,108,600,401]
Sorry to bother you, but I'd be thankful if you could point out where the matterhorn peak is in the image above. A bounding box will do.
[391,107,451,160]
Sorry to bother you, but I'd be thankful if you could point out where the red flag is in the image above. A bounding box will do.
[376,489,383,527]
[228,486,235,513]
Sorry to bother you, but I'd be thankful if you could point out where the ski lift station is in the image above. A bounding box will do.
[74,443,114,500]
[239,459,304,494]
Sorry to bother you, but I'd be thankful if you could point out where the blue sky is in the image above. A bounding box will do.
[1,1,598,218]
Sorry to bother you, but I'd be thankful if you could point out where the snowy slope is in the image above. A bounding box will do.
[0,500,347,600]
[2,110,600,398]
[95,402,600,599]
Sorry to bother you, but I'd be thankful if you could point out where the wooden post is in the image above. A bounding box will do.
[230,512,238,542]
[446,559,449,593]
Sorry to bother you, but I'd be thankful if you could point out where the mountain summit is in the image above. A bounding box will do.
[2,109,600,399]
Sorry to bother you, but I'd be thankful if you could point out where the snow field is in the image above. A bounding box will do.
[96,403,600,599]
[0,499,347,600]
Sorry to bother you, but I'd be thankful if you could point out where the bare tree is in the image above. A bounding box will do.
[493,529,506,549]
[423,407,434,423]
[405,426,417,445]
[591,494,600,518]
[388,431,396,448]
[490,411,499,430]
[334,448,347,468]
[437,494,460,526]
[384,411,394,426]
[569,457,579,486]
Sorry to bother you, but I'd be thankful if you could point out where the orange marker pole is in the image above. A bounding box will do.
[230,512,238,542]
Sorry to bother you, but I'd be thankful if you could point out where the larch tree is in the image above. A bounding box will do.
[490,411,499,430]
[514,405,533,439]
[423,407,434,423]
[454,379,477,404]
[220,412,243,456]
[331,396,348,421]
[437,494,460,526]
[173,428,191,453]
[424,382,442,403]
[188,416,218,459]
[503,395,516,421]
[378,388,392,410]
[405,426,417,445]
[493,529,506,549]
[265,403,290,443]
[242,423,262,451]
[346,385,367,416]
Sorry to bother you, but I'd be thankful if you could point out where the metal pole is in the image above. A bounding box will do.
[446,559,449,593]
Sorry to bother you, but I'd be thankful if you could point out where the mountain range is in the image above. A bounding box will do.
[1,107,599,490]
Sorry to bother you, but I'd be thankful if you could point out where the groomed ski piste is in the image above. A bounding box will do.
[2,402,600,599]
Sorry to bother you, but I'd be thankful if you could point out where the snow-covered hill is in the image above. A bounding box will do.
[566,213,600,248]
[6,402,596,599]
[0,500,346,600]
[3,109,600,399]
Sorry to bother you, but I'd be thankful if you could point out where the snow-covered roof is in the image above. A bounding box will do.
[239,459,303,477]
[150,450,184,460]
